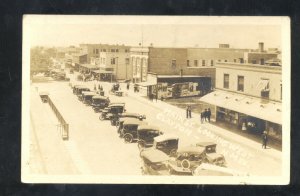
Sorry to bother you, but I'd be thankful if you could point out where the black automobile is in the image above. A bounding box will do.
[119,118,147,143]
[140,149,170,176]
[91,95,110,112]
[196,141,226,167]
[74,86,90,96]
[109,83,120,94]
[137,125,163,149]
[99,103,125,121]
[111,112,146,126]
[82,91,98,105]
[168,146,206,175]
[152,134,179,157]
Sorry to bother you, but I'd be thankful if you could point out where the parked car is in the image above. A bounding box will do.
[112,112,146,126]
[152,134,179,157]
[193,163,249,176]
[109,83,120,94]
[168,146,206,175]
[140,149,170,175]
[137,125,163,149]
[119,118,146,143]
[74,86,90,95]
[99,103,126,121]
[196,141,226,167]
[82,92,98,105]
[91,96,110,112]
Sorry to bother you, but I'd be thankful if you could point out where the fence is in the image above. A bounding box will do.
[47,96,69,140]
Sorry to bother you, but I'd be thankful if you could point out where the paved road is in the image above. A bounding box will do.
[30,72,282,176]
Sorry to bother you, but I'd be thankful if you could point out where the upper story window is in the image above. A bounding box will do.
[95,49,99,54]
[171,59,176,69]
[252,60,257,64]
[125,58,130,65]
[103,49,106,52]
[125,49,129,53]
[257,78,270,98]
[234,59,237,63]
[237,76,244,92]
[224,74,229,89]
[111,49,115,52]
[202,60,206,66]
[187,60,190,67]
[224,59,227,62]
[194,60,198,67]
[260,58,265,65]
[116,49,119,52]
[111,58,116,65]
[210,60,214,66]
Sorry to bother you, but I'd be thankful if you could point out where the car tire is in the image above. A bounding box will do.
[181,159,191,169]
[124,134,133,143]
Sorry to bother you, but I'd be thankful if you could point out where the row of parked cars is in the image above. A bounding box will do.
[71,82,247,176]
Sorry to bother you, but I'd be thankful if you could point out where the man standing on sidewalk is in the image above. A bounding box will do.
[262,131,268,149]
[188,105,192,118]
[186,105,189,118]
[207,108,211,122]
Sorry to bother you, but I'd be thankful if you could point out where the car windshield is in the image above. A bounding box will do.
[150,162,168,171]
[206,146,216,153]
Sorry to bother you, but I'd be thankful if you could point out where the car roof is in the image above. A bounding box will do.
[82,91,97,96]
[196,141,216,147]
[137,125,160,131]
[109,103,125,107]
[123,118,144,125]
[140,149,170,163]
[92,95,108,100]
[177,146,205,154]
[154,134,179,142]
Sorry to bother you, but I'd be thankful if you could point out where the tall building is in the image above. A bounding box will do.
[130,47,149,83]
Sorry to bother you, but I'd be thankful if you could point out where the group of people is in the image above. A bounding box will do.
[200,108,211,123]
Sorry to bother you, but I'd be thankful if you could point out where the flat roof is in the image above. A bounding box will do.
[157,75,209,78]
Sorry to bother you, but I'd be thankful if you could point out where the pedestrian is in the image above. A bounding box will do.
[262,131,268,149]
[188,105,192,118]
[127,83,130,90]
[204,109,208,122]
[200,110,205,123]
[207,108,211,122]
[98,84,101,90]
[186,106,189,119]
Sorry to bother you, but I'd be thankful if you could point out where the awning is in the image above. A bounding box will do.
[136,81,157,87]
[92,70,113,74]
[80,64,99,70]
[256,79,269,91]
[199,90,282,124]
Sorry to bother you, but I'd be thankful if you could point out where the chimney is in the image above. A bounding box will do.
[259,42,264,52]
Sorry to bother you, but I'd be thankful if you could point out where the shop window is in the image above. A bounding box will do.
[237,76,244,92]
[224,74,229,89]
[239,58,244,63]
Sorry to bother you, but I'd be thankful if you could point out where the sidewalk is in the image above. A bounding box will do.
[29,87,78,174]
[125,88,282,161]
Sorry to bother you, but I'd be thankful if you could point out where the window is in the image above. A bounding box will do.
[210,60,214,66]
[224,74,229,89]
[171,59,176,68]
[224,59,227,62]
[252,60,257,64]
[116,49,119,52]
[111,49,115,52]
[111,58,116,65]
[187,60,190,67]
[234,59,237,63]
[260,58,265,65]
[194,60,198,67]
[96,49,99,54]
[237,76,244,92]
[103,49,106,52]
[239,58,244,63]
[125,58,130,65]
[202,60,205,66]
[125,49,129,53]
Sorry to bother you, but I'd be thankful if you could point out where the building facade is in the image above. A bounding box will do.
[200,62,282,147]
[130,47,149,83]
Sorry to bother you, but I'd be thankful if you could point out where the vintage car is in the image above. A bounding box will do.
[140,149,170,175]
[99,103,126,121]
[119,118,146,143]
[39,91,49,103]
[74,86,90,95]
[115,91,126,97]
[137,125,163,149]
[82,91,98,105]
[109,83,120,94]
[196,141,226,167]
[152,134,179,157]
[168,146,206,175]
[91,95,110,112]
[111,112,146,126]
[193,163,249,176]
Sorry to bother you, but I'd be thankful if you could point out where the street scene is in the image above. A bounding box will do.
[22,16,289,183]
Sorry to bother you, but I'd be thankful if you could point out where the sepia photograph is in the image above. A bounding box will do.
[21,15,290,184]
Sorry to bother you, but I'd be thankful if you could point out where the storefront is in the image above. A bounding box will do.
[200,90,282,144]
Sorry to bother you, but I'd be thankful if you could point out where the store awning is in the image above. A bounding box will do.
[137,81,157,87]
[199,90,282,124]
[256,79,269,91]
[92,70,113,74]
[80,64,99,70]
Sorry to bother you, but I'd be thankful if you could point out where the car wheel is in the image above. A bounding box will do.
[181,159,191,169]
[124,134,133,143]
[99,115,105,121]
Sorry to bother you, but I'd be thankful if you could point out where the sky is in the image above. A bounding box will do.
[24,16,284,49]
